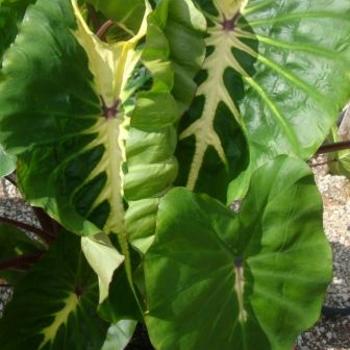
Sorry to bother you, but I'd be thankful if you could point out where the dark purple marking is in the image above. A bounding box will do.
[100,96,120,120]
[235,256,244,268]
[221,12,241,32]
[75,285,84,298]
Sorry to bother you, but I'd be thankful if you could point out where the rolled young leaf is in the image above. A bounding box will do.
[145,156,332,350]
[176,0,350,202]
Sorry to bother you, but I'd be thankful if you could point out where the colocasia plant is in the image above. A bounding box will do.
[0,0,349,349]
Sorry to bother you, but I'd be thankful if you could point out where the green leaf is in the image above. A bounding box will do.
[101,320,137,350]
[0,231,109,350]
[125,0,206,253]
[176,0,350,202]
[85,0,146,34]
[0,145,16,177]
[0,224,45,284]
[145,156,332,350]
[0,0,34,65]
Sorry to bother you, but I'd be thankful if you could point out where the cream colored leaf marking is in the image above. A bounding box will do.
[71,1,149,237]
[214,0,248,19]
[234,261,247,323]
[70,2,149,301]
[72,0,148,105]
[39,293,79,349]
[180,2,250,191]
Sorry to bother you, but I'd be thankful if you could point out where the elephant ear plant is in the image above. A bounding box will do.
[0,0,349,349]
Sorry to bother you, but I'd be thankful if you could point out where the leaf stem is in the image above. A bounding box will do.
[31,207,60,239]
[96,20,114,40]
[317,141,350,154]
[0,253,43,271]
[4,174,16,187]
[0,216,54,244]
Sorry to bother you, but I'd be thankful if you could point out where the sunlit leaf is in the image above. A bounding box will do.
[145,156,332,350]
[176,0,350,202]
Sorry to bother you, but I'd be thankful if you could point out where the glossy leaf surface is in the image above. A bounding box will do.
[176,0,350,202]
[0,232,108,350]
[145,157,332,350]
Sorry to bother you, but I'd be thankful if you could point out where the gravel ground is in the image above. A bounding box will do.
[0,178,40,317]
[1,162,350,348]
[296,158,350,350]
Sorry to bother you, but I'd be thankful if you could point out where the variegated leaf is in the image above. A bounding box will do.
[0,0,150,304]
[176,0,350,202]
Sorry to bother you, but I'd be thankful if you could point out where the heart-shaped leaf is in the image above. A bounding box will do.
[176,0,350,202]
[145,156,332,350]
